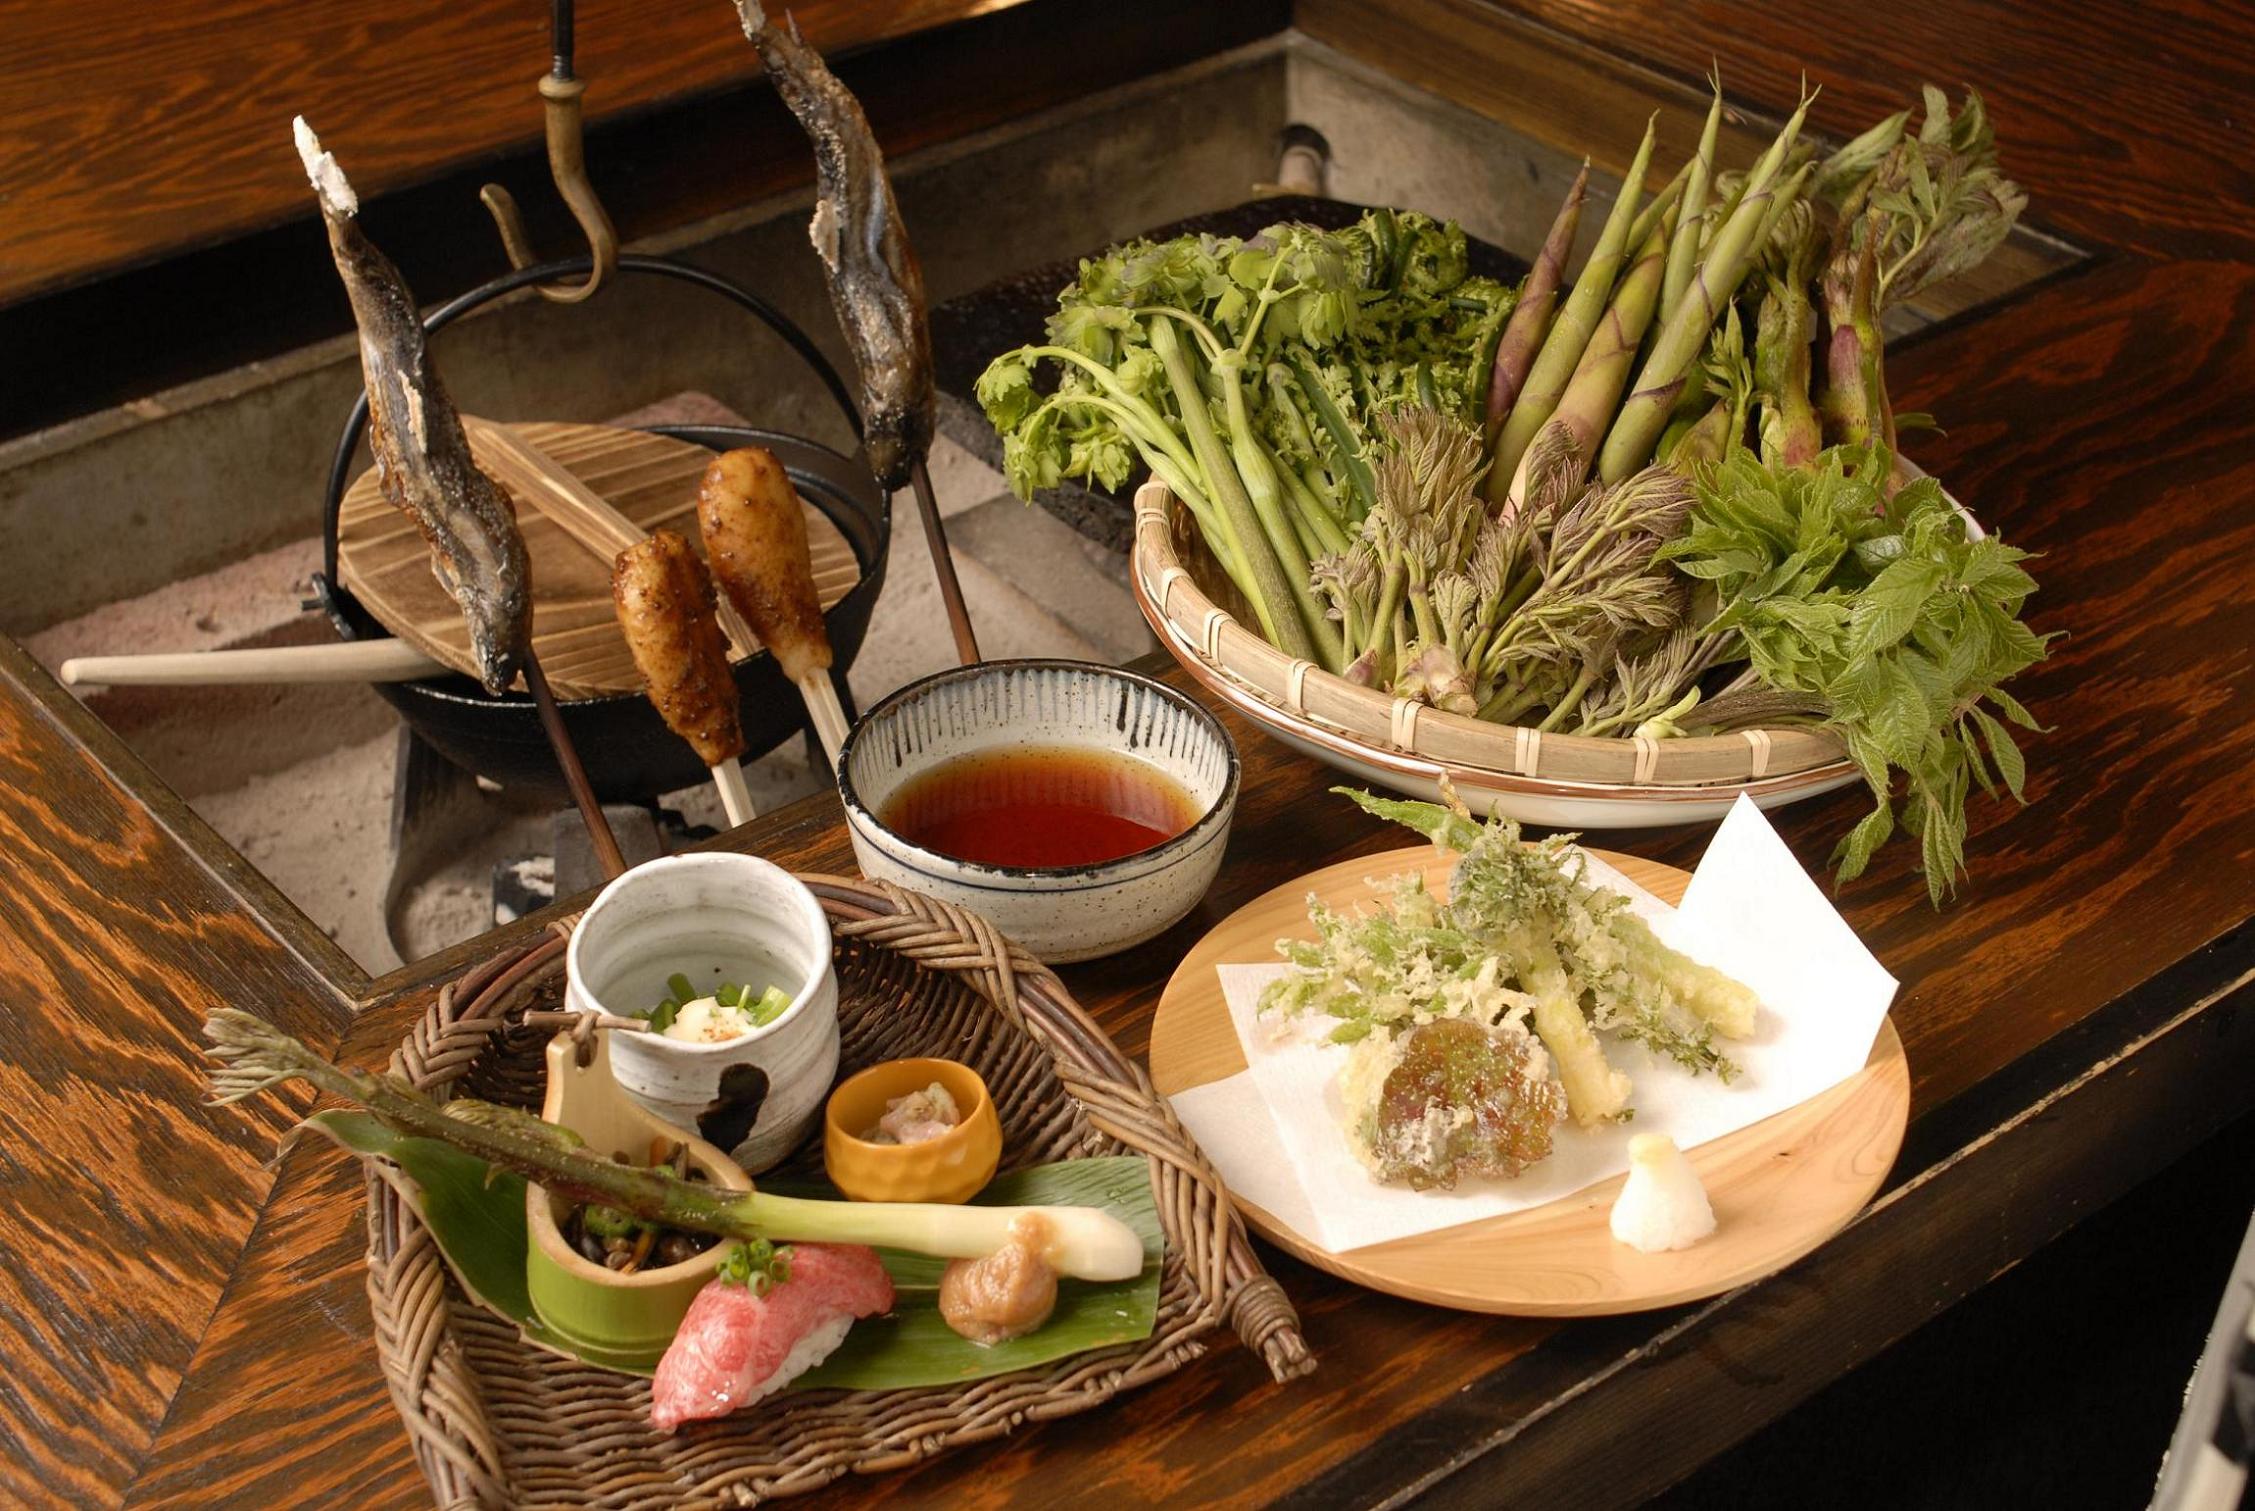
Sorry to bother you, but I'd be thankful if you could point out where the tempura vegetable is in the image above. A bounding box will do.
[1339,1018,1564,1190]
[1262,789,1759,1138]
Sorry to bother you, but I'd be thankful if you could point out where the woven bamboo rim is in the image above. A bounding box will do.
[1129,480,1851,791]
[362,873,1314,1509]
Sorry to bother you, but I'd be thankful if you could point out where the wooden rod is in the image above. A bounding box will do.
[796,671,851,772]
[709,759,756,827]
[59,639,442,687]
[909,457,980,666]
[522,648,628,880]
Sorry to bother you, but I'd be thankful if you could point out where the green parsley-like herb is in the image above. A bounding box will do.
[976,210,1514,670]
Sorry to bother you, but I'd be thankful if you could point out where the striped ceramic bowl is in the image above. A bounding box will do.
[836,660,1239,963]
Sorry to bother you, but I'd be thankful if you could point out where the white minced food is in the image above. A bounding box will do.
[1608,1133,1717,1253]
[740,1314,853,1407]
[662,997,760,1044]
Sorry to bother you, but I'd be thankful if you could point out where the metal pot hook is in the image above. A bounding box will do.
[479,0,617,304]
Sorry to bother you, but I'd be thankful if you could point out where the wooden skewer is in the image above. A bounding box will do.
[797,672,851,771]
[483,416,775,829]
[709,758,756,827]
[910,456,981,666]
[59,639,442,687]
[522,648,627,881]
[464,417,763,657]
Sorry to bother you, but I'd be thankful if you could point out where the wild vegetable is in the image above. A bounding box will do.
[978,212,1514,668]
[982,80,2039,900]
[1658,447,2048,903]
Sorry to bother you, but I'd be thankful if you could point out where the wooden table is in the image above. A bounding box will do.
[6,1,2255,1505]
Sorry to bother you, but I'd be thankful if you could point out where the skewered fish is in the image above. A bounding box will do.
[294,118,532,695]
[611,529,744,768]
[697,448,831,687]
[734,2,934,490]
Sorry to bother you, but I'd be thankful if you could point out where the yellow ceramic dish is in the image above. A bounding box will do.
[823,1058,1001,1204]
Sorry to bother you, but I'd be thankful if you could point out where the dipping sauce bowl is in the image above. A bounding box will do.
[837,660,1240,963]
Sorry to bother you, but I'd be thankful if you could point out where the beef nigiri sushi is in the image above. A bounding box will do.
[650,1242,894,1432]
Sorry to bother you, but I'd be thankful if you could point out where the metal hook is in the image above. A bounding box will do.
[479,0,617,304]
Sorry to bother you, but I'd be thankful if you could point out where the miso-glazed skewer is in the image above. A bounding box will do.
[293,116,625,878]
[612,530,756,827]
[697,447,851,768]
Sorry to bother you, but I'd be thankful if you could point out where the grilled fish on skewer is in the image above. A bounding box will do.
[612,530,744,769]
[294,118,532,695]
[734,1,934,490]
[698,447,850,766]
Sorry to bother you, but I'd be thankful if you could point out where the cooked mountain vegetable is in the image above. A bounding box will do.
[1262,789,1758,1141]
[203,1010,1146,1280]
[1340,1018,1565,1189]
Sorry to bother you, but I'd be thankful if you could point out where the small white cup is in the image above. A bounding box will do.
[565,853,840,1173]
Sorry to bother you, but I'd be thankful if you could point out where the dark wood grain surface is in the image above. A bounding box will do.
[0,638,362,1507]
[2,0,1027,305]
[4,0,2253,1505]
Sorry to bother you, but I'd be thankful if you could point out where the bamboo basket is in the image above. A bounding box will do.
[1129,480,1862,826]
[363,875,1313,1508]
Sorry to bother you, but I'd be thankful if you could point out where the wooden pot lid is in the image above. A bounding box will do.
[337,420,860,701]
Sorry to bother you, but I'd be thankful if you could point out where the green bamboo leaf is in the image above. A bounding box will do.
[790,1159,1163,1391]
[300,1110,535,1324]
[304,1112,1162,1388]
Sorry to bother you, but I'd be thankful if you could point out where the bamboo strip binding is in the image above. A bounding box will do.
[363,876,1314,1508]
[1129,480,1851,790]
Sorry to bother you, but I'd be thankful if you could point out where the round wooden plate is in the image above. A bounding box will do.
[1148,844,1910,1315]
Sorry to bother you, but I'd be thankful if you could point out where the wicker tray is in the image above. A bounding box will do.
[364,874,1313,1508]
[1130,480,1862,826]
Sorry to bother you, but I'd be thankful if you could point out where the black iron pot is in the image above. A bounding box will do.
[315,254,889,803]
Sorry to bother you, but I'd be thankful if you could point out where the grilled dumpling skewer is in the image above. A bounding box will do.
[697,448,850,767]
[612,530,755,826]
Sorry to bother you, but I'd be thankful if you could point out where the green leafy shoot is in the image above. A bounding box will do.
[1664,447,2049,902]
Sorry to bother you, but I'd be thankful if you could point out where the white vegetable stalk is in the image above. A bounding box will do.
[743,1193,1144,1282]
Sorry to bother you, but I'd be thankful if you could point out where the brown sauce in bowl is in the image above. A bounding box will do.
[879,745,1200,869]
